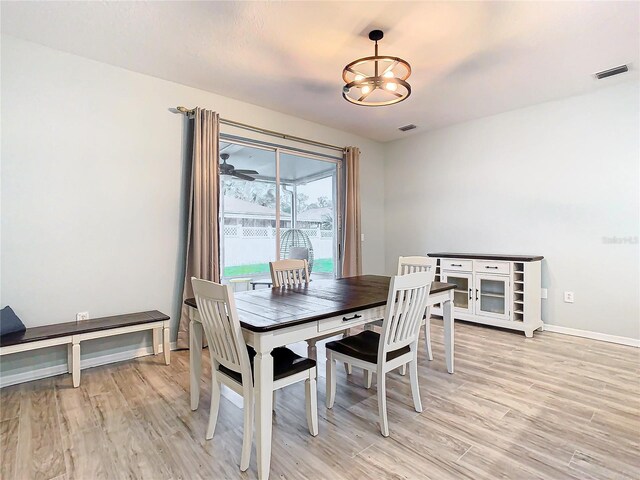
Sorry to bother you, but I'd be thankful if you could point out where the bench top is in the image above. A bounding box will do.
[0,310,169,348]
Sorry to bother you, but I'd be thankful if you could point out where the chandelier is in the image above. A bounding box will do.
[342,30,411,106]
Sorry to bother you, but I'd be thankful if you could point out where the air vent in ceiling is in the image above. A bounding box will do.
[594,65,629,80]
[398,124,417,132]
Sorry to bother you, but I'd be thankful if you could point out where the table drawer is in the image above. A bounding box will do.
[317,306,385,333]
[440,259,472,272]
[474,260,510,275]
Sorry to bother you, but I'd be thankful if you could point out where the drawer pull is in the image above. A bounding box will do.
[451,263,463,267]
[485,266,498,269]
[342,314,362,322]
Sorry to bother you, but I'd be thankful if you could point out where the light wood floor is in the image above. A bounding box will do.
[1,320,639,480]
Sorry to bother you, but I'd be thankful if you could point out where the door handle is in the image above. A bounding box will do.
[468,288,472,300]
[475,289,479,301]
[342,314,362,322]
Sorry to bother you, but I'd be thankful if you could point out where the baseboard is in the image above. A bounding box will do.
[0,341,178,388]
[544,325,640,347]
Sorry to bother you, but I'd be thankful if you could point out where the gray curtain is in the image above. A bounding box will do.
[177,108,220,349]
[341,146,362,277]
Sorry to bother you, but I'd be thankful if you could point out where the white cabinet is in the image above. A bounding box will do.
[440,271,474,315]
[474,273,510,321]
[431,253,544,338]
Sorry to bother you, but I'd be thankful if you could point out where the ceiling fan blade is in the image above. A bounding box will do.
[233,172,255,181]
[234,169,259,175]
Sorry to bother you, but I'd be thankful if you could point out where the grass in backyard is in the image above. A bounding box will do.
[224,258,334,277]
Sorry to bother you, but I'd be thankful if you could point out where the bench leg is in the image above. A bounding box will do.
[67,344,73,374]
[72,341,81,388]
[152,328,161,355]
[163,325,170,365]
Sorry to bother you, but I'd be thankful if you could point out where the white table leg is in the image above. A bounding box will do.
[71,336,81,388]
[163,324,170,365]
[190,318,203,411]
[443,294,454,374]
[306,339,317,361]
[255,348,274,480]
[152,328,161,355]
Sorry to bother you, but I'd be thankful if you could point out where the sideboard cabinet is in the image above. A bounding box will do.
[428,253,544,337]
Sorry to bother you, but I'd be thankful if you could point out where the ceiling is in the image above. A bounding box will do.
[220,142,336,183]
[2,1,638,142]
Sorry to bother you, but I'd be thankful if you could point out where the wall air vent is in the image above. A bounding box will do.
[398,124,417,132]
[594,65,629,80]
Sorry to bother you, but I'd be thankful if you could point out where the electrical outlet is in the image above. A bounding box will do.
[563,292,574,303]
[361,233,365,242]
[76,311,89,321]
[541,288,548,299]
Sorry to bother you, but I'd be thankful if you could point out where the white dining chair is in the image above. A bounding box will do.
[269,258,353,374]
[269,258,309,287]
[325,270,434,437]
[191,277,318,472]
[367,256,437,377]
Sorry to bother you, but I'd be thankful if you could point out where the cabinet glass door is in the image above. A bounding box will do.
[475,274,510,320]
[442,272,473,314]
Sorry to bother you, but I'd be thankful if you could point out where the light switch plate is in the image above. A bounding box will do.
[76,312,89,321]
[564,292,574,303]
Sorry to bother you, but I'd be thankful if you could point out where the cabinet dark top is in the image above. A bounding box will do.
[428,253,544,262]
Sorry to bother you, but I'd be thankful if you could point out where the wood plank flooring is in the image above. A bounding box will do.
[1,320,638,480]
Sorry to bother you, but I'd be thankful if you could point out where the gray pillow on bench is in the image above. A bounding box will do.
[0,306,26,337]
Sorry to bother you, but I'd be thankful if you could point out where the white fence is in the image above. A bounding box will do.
[223,226,331,239]
[223,227,335,268]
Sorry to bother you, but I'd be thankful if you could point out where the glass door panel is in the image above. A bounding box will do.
[475,274,510,320]
[442,272,473,314]
[279,152,338,279]
[219,142,277,289]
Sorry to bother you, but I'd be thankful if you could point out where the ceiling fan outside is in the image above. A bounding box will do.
[219,153,259,181]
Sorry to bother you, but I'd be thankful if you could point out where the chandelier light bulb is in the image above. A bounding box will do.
[362,85,371,94]
[385,82,397,91]
[355,74,364,81]
[383,71,395,78]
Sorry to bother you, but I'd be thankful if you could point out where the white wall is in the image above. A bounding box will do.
[384,81,640,340]
[0,36,386,383]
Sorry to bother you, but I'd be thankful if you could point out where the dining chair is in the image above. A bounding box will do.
[269,258,309,287]
[325,270,434,437]
[191,277,318,472]
[366,256,437,377]
[269,258,353,374]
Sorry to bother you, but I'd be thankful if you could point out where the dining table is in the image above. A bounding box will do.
[185,274,456,480]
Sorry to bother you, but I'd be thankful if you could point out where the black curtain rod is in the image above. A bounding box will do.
[176,106,346,153]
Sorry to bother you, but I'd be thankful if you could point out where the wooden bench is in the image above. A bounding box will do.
[0,310,170,387]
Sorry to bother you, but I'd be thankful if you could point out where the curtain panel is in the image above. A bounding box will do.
[177,108,220,349]
[341,146,362,277]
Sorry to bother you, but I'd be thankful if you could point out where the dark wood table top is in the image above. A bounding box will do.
[428,252,544,262]
[0,311,169,348]
[185,274,455,333]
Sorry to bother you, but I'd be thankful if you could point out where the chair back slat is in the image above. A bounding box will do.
[379,271,434,360]
[191,278,252,382]
[270,259,310,287]
[397,256,437,276]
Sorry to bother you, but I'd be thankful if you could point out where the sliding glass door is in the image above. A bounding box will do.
[219,140,341,288]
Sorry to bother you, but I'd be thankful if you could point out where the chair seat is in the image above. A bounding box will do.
[325,330,410,364]
[219,346,316,384]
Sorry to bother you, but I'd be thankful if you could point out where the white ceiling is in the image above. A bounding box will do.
[2,1,638,142]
